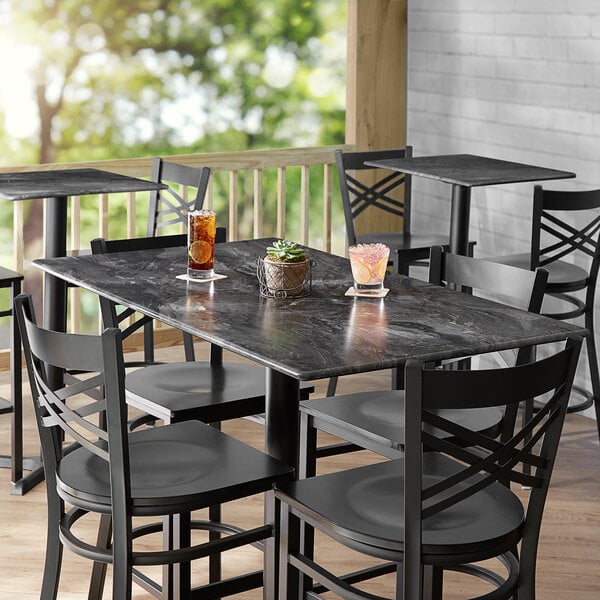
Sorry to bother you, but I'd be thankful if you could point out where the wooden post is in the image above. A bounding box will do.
[346,0,408,237]
[346,0,407,150]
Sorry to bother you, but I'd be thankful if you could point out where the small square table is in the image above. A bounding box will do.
[365,153,576,255]
[0,167,166,358]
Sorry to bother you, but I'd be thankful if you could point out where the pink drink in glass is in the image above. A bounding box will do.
[348,243,390,291]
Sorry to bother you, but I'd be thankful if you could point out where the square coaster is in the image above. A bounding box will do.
[176,273,228,283]
[345,286,389,298]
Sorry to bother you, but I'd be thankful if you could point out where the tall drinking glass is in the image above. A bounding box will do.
[188,210,216,279]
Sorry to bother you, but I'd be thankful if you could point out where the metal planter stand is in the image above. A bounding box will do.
[256,257,315,299]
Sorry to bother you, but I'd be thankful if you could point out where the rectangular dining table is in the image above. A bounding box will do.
[33,238,586,598]
[365,153,576,256]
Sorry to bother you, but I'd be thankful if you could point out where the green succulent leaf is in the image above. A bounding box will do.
[266,239,308,262]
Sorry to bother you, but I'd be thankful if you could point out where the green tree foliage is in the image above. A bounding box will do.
[0,0,345,164]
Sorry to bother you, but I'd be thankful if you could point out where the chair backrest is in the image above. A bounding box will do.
[428,246,550,438]
[147,157,211,237]
[14,294,130,511]
[530,185,600,285]
[429,245,548,314]
[335,147,413,245]
[401,336,581,598]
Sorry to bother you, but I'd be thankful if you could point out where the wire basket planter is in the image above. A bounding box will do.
[256,257,316,299]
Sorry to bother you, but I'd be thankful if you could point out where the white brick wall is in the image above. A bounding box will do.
[407,2,600,418]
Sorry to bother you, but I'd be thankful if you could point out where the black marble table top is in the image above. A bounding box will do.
[0,168,166,200]
[365,154,576,188]
[33,238,585,381]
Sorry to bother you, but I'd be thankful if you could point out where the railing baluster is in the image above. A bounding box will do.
[229,171,239,241]
[323,163,332,253]
[300,165,310,245]
[277,167,286,239]
[127,191,136,238]
[254,168,263,239]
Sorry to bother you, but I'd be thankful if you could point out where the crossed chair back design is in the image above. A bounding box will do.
[147,157,211,238]
[15,293,293,600]
[299,247,549,481]
[491,185,600,436]
[276,336,581,600]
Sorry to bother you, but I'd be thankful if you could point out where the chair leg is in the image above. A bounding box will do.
[209,421,222,585]
[88,514,112,600]
[40,495,63,600]
[112,520,133,600]
[209,504,222,584]
[278,499,301,600]
[326,377,338,397]
[298,413,316,597]
[583,314,600,444]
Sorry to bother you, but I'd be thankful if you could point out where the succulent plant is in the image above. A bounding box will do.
[265,239,308,263]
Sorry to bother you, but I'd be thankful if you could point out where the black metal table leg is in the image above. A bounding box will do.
[43,196,68,391]
[0,274,44,495]
[449,184,472,256]
[264,368,300,600]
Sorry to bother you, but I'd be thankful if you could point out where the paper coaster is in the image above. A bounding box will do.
[345,286,389,298]
[176,273,228,283]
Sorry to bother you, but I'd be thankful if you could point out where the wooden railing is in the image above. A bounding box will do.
[0,145,352,368]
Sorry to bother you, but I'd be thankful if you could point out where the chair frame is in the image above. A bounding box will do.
[15,293,292,600]
[529,185,600,425]
[277,336,581,600]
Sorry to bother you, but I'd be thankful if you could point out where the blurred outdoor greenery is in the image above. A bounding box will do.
[0,0,347,334]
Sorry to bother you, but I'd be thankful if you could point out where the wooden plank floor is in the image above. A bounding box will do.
[1,347,599,599]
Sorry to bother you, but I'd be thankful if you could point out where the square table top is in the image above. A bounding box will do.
[0,168,166,201]
[33,238,585,381]
[365,154,576,188]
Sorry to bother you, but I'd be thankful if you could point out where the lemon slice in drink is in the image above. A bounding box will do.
[375,257,388,280]
[351,260,372,285]
[189,240,212,265]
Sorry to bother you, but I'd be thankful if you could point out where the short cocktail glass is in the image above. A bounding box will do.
[348,243,390,292]
[188,209,216,279]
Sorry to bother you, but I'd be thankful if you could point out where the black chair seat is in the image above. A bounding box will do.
[58,420,293,513]
[301,390,502,458]
[358,231,451,253]
[125,361,313,423]
[490,252,589,290]
[277,456,523,560]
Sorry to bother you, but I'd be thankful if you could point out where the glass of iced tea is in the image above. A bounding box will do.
[348,243,390,292]
[187,209,216,279]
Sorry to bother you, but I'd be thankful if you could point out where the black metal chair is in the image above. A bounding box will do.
[336,147,477,276]
[15,292,294,599]
[0,267,44,495]
[489,185,600,439]
[276,336,581,599]
[300,247,548,476]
